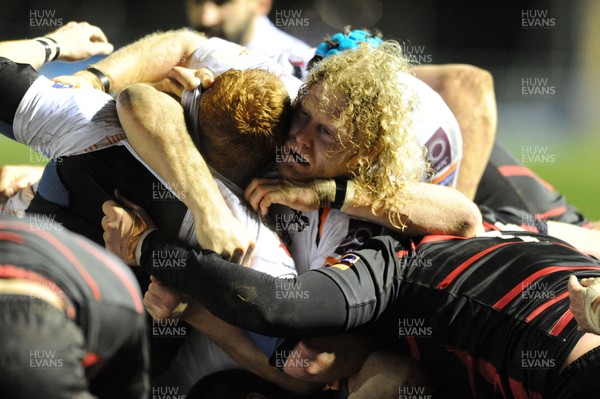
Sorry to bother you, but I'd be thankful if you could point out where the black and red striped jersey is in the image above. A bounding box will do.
[348,231,598,398]
[0,216,147,383]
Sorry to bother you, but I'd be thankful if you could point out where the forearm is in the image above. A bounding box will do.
[139,230,348,336]
[116,83,227,219]
[0,40,47,69]
[346,182,483,237]
[184,302,320,394]
[82,29,205,92]
[413,64,497,200]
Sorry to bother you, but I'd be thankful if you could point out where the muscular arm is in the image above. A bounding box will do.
[0,21,113,70]
[116,83,254,261]
[72,29,205,92]
[345,181,483,237]
[182,301,320,394]
[137,230,401,336]
[413,64,497,200]
[245,178,483,238]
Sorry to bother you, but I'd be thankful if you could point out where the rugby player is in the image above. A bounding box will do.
[104,201,600,398]
[0,216,148,398]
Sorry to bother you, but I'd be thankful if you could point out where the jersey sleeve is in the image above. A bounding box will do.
[399,73,463,187]
[188,37,302,100]
[12,76,126,158]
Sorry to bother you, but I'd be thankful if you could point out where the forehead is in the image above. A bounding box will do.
[301,83,345,118]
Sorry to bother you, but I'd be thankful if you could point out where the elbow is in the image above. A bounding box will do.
[455,200,483,237]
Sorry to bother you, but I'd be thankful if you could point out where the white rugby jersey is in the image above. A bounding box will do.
[399,72,463,187]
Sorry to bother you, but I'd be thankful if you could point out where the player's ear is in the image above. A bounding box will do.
[256,0,272,16]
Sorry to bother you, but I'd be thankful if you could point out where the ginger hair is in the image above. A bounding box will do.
[197,68,292,183]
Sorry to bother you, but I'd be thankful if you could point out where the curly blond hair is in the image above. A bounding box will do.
[301,41,428,228]
[198,68,292,182]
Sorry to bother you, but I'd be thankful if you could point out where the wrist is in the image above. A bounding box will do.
[34,37,60,64]
[85,66,112,92]
[75,70,105,91]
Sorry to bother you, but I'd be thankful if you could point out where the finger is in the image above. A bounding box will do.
[162,78,184,99]
[90,41,114,56]
[86,25,109,43]
[230,247,244,265]
[195,68,214,89]
[244,178,278,202]
[580,278,597,288]
[258,192,275,217]
[101,200,123,219]
[569,275,583,292]
[241,242,255,267]
[248,183,277,213]
[169,67,201,91]
[114,189,144,213]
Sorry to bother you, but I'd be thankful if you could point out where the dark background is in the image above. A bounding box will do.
[1,0,599,216]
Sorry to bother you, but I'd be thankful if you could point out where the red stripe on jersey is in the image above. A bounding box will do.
[536,206,567,220]
[0,264,77,319]
[525,291,569,323]
[0,231,25,244]
[416,235,466,249]
[74,236,144,314]
[482,221,499,231]
[0,221,102,300]
[437,242,521,290]
[549,310,574,337]
[494,266,599,310]
[405,336,421,361]
[81,352,100,367]
[449,347,543,399]
[497,165,554,191]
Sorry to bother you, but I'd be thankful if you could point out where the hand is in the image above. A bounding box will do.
[568,275,600,334]
[46,21,114,62]
[244,178,324,216]
[144,276,189,320]
[191,204,256,266]
[101,190,156,266]
[0,165,44,203]
[162,67,215,98]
